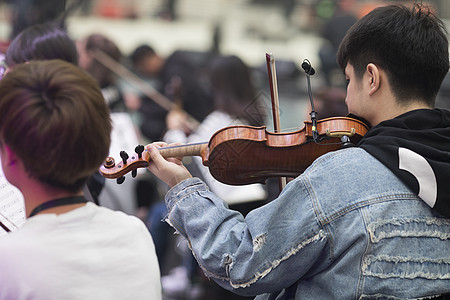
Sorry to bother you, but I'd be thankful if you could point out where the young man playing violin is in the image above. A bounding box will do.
[145,4,450,299]
[0,60,162,299]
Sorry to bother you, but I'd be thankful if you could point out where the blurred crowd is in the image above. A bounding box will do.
[1,0,449,299]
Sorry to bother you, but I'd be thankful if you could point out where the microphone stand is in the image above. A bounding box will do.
[302,59,319,143]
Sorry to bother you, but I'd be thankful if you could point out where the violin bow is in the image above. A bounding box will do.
[0,219,11,232]
[266,53,287,191]
[0,209,20,233]
[91,49,200,129]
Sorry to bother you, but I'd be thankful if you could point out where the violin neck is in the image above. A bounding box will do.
[158,142,208,158]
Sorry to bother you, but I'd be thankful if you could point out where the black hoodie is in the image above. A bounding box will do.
[358,108,450,218]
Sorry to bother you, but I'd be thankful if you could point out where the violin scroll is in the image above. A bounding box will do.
[99,143,207,183]
[100,145,150,184]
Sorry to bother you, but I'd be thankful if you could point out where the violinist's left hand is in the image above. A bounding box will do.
[145,142,192,188]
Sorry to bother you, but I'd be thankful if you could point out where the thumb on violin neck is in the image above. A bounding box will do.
[146,144,166,166]
[145,144,192,187]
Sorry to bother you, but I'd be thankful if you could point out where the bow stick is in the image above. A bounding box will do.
[266,53,287,191]
[0,220,11,232]
[91,49,200,129]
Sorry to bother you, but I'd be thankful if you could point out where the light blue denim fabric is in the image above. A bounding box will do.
[164,147,450,299]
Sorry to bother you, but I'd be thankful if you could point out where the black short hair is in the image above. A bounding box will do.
[337,4,449,106]
[130,45,156,65]
[6,23,78,68]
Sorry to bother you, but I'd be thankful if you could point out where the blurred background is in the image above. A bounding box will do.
[2,1,450,299]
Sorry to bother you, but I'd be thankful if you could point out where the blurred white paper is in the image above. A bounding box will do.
[0,159,25,236]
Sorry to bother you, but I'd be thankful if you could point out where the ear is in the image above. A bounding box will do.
[0,144,26,189]
[366,63,381,96]
[1,144,18,167]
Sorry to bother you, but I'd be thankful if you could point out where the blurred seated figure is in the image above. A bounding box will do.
[164,54,268,211]
[318,0,357,87]
[5,23,78,67]
[9,0,66,39]
[308,86,349,120]
[150,55,268,299]
[128,45,213,142]
[77,33,129,112]
[77,33,146,216]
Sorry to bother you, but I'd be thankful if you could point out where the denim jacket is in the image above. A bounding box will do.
[164,147,450,299]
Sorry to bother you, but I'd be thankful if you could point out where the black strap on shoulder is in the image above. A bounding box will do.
[29,196,88,217]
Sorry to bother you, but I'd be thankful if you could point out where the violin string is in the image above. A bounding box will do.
[274,127,355,146]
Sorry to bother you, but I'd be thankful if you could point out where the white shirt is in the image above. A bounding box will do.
[0,202,162,300]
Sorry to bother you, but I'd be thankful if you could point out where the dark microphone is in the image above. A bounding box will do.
[301,60,315,75]
[301,59,319,142]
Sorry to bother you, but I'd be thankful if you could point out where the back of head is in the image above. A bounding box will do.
[5,23,78,68]
[209,55,264,125]
[337,4,449,106]
[129,44,161,77]
[79,33,122,87]
[209,55,253,94]
[130,44,156,66]
[0,60,112,192]
[84,34,122,62]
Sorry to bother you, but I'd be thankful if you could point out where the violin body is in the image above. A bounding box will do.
[205,117,368,185]
[99,117,369,185]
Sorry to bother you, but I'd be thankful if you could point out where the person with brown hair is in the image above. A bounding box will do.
[77,33,127,112]
[0,60,161,299]
[5,23,79,68]
[3,23,107,205]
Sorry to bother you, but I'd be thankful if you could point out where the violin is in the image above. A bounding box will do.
[99,116,369,185]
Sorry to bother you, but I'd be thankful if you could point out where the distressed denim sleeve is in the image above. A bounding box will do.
[164,177,329,296]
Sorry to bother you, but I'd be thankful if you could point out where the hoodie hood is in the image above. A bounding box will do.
[358,108,450,218]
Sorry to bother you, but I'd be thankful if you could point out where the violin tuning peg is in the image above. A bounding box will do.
[103,157,115,168]
[117,176,126,184]
[120,151,129,165]
[132,169,137,178]
[135,145,145,158]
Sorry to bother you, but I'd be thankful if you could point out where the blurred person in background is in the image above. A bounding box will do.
[128,44,213,143]
[77,33,129,112]
[151,55,268,299]
[318,0,357,87]
[77,33,149,217]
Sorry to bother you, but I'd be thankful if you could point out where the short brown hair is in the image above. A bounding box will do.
[0,59,112,192]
